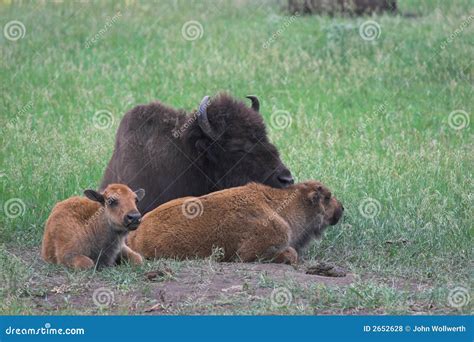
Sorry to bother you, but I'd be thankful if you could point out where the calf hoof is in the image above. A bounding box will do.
[130,252,143,266]
[274,247,298,265]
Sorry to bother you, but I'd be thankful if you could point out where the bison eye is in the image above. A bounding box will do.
[108,198,118,207]
[135,198,139,204]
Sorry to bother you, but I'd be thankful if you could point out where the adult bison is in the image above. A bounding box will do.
[288,0,398,16]
[100,93,294,213]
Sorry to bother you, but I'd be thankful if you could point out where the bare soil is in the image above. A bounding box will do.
[5,246,355,315]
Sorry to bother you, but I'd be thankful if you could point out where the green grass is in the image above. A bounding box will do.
[0,0,472,314]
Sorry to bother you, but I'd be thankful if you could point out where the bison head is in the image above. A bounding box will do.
[188,94,294,190]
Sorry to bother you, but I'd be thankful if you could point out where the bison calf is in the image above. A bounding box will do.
[128,181,343,264]
[41,184,145,269]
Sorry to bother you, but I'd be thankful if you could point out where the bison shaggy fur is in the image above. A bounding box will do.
[100,93,294,214]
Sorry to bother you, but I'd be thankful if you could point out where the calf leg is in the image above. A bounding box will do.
[120,244,143,265]
[65,254,95,270]
[236,218,291,263]
[237,242,282,262]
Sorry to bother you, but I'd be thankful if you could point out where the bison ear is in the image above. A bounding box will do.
[134,188,145,201]
[84,190,105,204]
[308,191,319,204]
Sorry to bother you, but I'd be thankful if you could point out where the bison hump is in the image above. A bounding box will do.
[119,101,185,137]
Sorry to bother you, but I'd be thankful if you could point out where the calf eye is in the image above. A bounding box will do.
[135,198,139,204]
[108,198,118,206]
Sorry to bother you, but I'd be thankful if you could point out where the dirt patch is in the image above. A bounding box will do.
[138,262,354,314]
[4,246,355,315]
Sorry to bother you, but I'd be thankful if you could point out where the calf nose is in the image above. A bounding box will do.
[124,212,141,229]
[330,206,343,226]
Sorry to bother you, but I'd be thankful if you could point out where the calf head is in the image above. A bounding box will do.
[84,184,145,232]
[303,181,344,230]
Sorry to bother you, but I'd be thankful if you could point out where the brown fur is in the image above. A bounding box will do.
[100,93,293,214]
[127,181,343,264]
[41,184,145,269]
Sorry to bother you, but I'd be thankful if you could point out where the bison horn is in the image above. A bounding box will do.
[246,95,260,112]
[197,95,217,140]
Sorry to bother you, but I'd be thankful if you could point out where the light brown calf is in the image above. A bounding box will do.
[128,181,343,264]
[41,184,145,269]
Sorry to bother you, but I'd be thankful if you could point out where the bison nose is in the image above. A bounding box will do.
[124,212,141,229]
[277,172,294,186]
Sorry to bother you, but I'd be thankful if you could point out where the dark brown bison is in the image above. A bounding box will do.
[288,0,397,15]
[100,93,294,213]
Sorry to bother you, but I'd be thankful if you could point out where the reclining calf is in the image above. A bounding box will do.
[128,181,343,264]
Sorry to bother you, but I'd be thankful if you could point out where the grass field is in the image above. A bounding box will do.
[0,0,472,314]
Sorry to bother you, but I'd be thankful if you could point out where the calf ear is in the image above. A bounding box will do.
[309,185,326,204]
[308,191,319,204]
[84,190,105,204]
[134,188,145,201]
